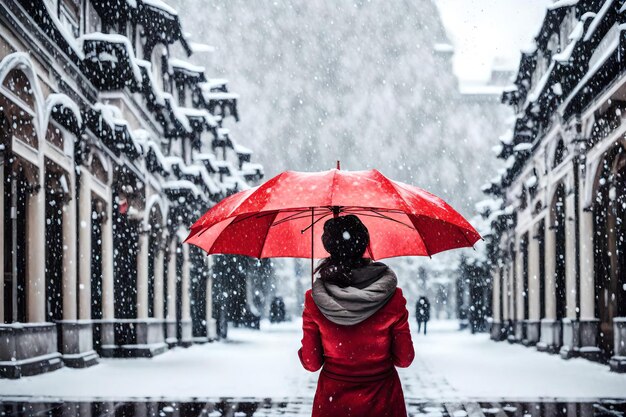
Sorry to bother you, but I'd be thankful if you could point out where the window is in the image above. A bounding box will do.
[82,0,101,34]
[59,0,80,38]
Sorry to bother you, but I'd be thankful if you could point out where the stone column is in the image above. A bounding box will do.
[528,228,540,322]
[77,171,92,320]
[154,245,165,320]
[579,207,600,360]
[0,154,4,323]
[544,221,557,320]
[492,267,501,323]
[515,238,524,322]
[101,202,114,320]
[514,237,525,341]
[527,225,540,344]
[564,193,578,319]
[62,191,77,321]
[539,219,558,352]
[166,240,177,343]
[579,209,595,320]
[502,266,510,322]
[27,183,46,323]
[561,192,580,358]
[491,267,501,340]
[182,245,191,321]
[136,229,149,319]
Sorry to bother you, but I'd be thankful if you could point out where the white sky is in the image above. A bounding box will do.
[435,0,553,83]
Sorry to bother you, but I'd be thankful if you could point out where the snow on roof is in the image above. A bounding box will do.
[553,19,585,63]
[202,79,229,90]
[162,93,192,133]
[189,42,215,53]
[204,91,240,101]
[193,152,220,172]
[135,59,166,106]
[222,174,250,191]
[547,0,578,10]
[162,180,203,199]
[178,107,218,127]
[163,155,184,169]
[233,142,253,155]
[134,131,172,172]
[175,163,221,195]
[525,175,538,188]
[551,82,563,96]
[142,0,178,15]
[214,160,234,174]
[584,0,614,41]
[42,1,84,58]
[217,127,230,140]
[520,43,537,55]
[475,198,503,214]
[93,102,124,129]
[78,32,143,83]
[513,142,532,152]
[45,93,83,126]
[194,152,217,162]
[241,162,264,176]
[433,43,454,53]
[499,129,514,145]
[560,24,622,113]
[459,84,504,96]
[169,58,205,74]
[527,61,554,103]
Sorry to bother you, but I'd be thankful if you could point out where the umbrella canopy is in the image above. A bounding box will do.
[185,168,480,260]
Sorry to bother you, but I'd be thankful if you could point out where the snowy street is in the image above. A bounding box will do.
[2,320,625,403]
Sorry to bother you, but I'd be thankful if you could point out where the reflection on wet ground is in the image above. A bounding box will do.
[0,399,625,417]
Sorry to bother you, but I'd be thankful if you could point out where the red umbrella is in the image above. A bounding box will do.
[185,166,481,282]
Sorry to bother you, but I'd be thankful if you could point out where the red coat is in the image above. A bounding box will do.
[298,287,415,417]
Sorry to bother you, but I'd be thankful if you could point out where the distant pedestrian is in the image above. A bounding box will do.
[269,296,286,323]
[415,296,430,335]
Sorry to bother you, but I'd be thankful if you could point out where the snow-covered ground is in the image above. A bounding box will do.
[1,320,625,401]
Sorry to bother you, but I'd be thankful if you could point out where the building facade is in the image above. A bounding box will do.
[483,0,626,372]
[0,0,263,378]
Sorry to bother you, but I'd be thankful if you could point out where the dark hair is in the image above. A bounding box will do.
[315,215,370,286]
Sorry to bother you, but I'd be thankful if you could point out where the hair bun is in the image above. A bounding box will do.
[321,215,369,260]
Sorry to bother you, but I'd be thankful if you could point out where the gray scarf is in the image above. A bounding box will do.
[311,263,398,326]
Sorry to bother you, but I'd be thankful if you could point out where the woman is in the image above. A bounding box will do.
[298,215,415,417]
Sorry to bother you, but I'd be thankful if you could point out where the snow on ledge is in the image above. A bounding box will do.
[45,93,83,126]
[142,0,178,16]
[169,58,205,74]
[189,42,215,53]
[78,32,143,83]
[547,0,579,10]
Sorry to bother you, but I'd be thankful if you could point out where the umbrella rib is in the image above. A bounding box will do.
[271,208,330,227]
[301,211,333,234]
[357,209,415,229]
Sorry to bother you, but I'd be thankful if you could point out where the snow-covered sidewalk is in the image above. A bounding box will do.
[1,320,625,401]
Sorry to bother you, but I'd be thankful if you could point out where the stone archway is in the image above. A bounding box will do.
[593,146,626,358]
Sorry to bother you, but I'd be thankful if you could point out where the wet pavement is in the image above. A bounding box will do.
[1,399,626,417]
